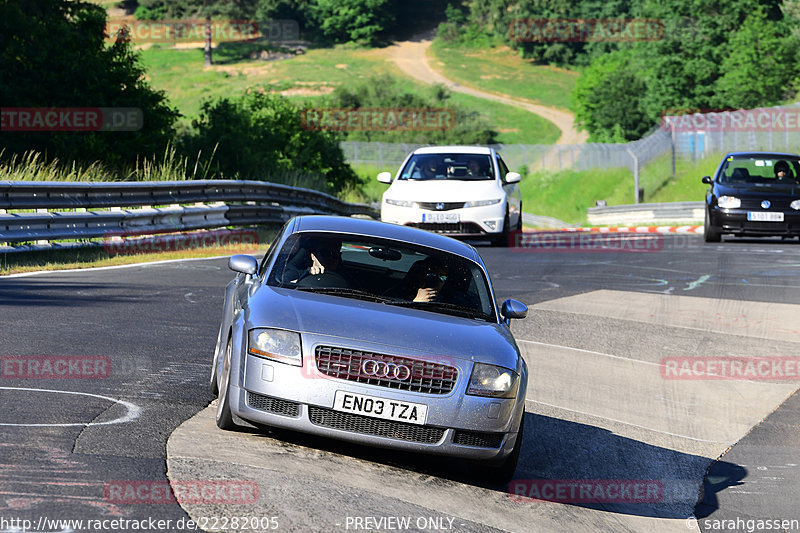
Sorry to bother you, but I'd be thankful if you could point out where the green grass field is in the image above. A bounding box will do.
[519,154,721,225]
[429,40,579,112]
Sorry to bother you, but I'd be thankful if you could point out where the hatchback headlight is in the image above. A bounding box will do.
[248,329,302,366]
[717,196,741,209]
[791,200,800,210]
[467,363,519,399]
[464,198,502,208]
[384,198,417,208]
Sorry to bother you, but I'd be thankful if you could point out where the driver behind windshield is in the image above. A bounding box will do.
[774,160,796,181]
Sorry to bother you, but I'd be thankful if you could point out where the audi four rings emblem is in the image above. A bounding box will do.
[362,360,411,381]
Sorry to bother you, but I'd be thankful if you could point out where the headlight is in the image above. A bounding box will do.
[248,329,302,366]
[467,363,519,399]
[464,198,502,208]
[791,200,800,210]
[717,196,741,209]
[384,198,417,208]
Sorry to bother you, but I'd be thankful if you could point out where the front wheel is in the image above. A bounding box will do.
[492,211,511,247]
[472,415,525,485]
[704,209,721,243]
[216,338,237,430]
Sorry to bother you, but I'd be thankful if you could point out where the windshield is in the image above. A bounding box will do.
[719,155,800,186]
[398,153,494,181]
[267,232,496,321]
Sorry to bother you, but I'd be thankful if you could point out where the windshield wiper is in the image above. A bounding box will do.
[386,300,492,320]
[295,287,396,303]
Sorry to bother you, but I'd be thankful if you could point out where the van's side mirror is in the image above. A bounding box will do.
[702,176,713,184]
[505,172,522,184]
[377,172,392,184]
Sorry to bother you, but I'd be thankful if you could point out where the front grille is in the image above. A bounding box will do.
[315,346,457,395]
[246,392,301,417]
[453,430,504,449]
[417,202,465,211]
[406,222,483,234]
[308,406,445,444]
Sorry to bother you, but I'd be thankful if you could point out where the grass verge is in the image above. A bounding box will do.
[519,153,723,225]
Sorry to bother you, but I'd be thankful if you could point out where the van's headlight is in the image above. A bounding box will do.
[791,199,800,210]
[464,198,502,208]
[467,363,519,399]
[717,196,741,208]
[385,199,417,208]
[248,329,302,366]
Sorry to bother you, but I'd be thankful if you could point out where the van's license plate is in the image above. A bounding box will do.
[333,391,428,425]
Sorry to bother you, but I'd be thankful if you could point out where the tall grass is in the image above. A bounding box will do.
[0,145,216,182]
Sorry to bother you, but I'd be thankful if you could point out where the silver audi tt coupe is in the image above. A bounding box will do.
[210,215,528,481]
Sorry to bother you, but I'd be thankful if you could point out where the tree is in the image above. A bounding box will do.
[0,0,178,168]
[715,8,798,108]
[309,0,395,45]
[573,50,651,142]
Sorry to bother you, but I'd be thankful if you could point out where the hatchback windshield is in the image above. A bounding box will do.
[267,232,496,321]
[719,155,800,186]
[398,153,494,181]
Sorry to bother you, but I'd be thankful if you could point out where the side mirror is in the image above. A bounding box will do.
[501,299,528,321]
[377,172,392,184]
[505,172,522,184]
[228,254,258,275]
[702,176,713,185]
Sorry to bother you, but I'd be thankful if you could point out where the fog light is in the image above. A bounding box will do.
[485,220,497,231]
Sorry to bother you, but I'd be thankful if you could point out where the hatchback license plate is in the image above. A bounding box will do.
[422,212,459,223]
[747,212,784,222]
[333,391,428,425]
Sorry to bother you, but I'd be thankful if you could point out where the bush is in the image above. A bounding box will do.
[181,92,360,194]
[324,74,498,144]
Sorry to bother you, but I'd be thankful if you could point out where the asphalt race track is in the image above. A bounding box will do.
[1,234,799,533]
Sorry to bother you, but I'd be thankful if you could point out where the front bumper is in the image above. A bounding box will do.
[709,207,800,236]
[381,204,505,237]
[229,336,525,461]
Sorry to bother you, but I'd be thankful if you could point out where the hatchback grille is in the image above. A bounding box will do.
[308,406,445,444]
[406,222,484,234]
[416,202,465,211]
[453,430,504,449]
[246,392,301,418]
[315,346,457,395]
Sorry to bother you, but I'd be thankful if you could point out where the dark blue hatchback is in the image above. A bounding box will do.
[702,152,800,242]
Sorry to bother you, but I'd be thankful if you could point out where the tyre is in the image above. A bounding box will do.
[704,209,721,243]
[492,211,511,247]
[209,330,222,397]
[216,337,237,430]
[473,415,525,485]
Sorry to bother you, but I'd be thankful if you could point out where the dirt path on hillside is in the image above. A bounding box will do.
[389,35,587,146]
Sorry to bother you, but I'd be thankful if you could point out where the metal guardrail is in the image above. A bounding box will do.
[0,180,379,247]
[587,201,704,226]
